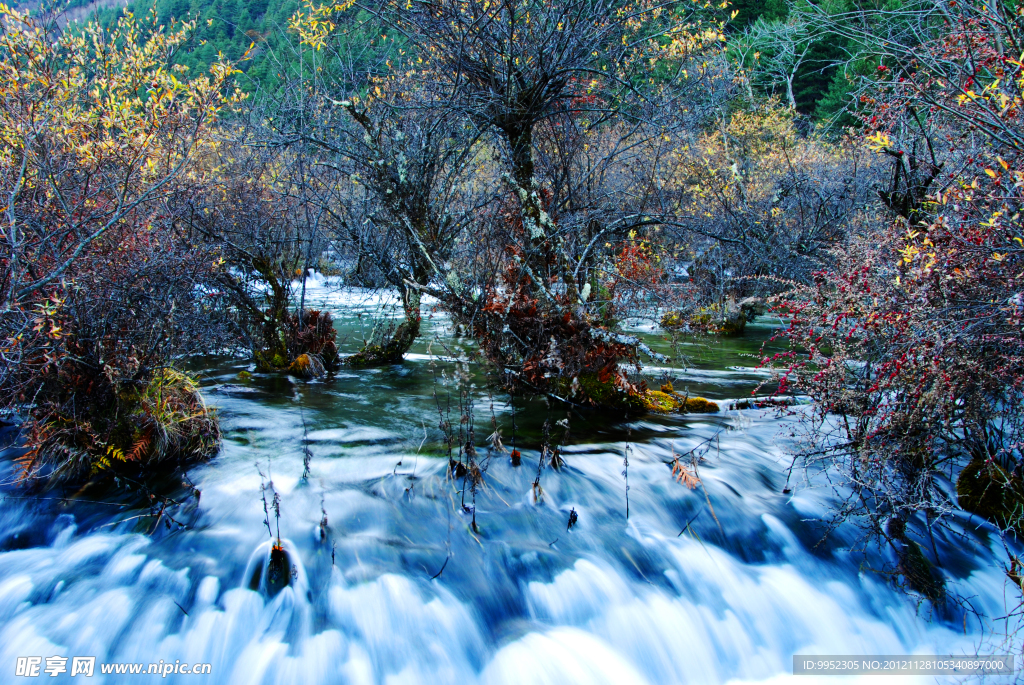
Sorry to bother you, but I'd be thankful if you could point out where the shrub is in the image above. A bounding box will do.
[0,7,238,492]
[285,309,340,374]
[766,0,1024,597]
[18,367,219,486]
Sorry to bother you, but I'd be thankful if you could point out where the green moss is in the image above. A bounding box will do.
[689,312,714,327]
[686,397,720,412]
[346,342,406,368]
[660,311,686,329]
[346,344,389,368]
[253,349,289,372]
[664,307,746,336]
[345,316,420,368]
[252,351,270,371]
[236,370,252,382]
[643,381,720,413]
[718,314,746,336]
[554,374,719,415]
[570,373,646,410]
[957,459,1024,534]
[899,539,946,601]
[643,390,679,413]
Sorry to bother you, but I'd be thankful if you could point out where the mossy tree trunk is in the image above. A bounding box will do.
[216,256,296,372]
[253,258,294,371]
[347,284,422,367]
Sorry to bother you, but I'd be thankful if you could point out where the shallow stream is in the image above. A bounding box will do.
[0,283,1016,684]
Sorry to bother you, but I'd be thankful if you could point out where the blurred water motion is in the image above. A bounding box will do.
[0,284,1012,684]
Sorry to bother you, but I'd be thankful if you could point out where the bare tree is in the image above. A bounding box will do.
[736,12,816,109]
[179,137,340,374]
[289,0,729,406]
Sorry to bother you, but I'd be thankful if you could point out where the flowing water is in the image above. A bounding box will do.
[0,282,1017,684]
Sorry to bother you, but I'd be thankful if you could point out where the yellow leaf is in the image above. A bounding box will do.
[866,131,892,152]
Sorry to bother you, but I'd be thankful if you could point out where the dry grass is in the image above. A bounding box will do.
[17,367,219,485]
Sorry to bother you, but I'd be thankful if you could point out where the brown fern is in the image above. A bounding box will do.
[127,427,153,461]
[14,445,41,481]
[672,456,701,489]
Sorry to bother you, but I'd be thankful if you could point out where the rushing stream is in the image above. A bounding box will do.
[0,282,1018,684]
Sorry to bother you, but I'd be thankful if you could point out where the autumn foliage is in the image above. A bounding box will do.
[0,7,241,485]
[770,0,1024,587]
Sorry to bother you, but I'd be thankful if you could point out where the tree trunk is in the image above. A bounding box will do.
[346,285,422,367]
[507,123,536,193]
[253,260,292,371]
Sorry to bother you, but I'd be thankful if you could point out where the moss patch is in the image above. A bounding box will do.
[555,375,719,414]
[254,349,289,371]
[574,373,645,410]
[550,373,643,411]
[643,390,679,412]
[957,459,1024,535]
[641,389,720,414]
[681,396,720,413]
[718,314,746,336]
[345,315,420,368]
[346,344,395,368]
[660,311,686,329]
[662,309,746,336]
